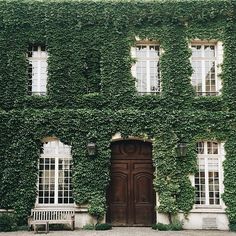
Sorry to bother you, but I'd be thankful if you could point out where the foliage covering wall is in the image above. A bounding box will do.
[0,0,236,226]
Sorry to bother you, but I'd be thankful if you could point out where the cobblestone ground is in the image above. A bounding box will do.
[0,228,236,236]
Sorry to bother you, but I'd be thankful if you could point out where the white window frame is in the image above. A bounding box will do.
[27,45,48,96]
[193,141,225,209]
[36,138,74,207]
[131,41,161,95]
[190,40,223,96]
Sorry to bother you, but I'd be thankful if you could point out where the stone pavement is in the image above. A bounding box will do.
[0,228,236,236]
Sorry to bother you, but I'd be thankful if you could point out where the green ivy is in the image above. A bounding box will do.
[0,0,235,227]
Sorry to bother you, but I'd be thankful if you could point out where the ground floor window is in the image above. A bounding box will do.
[37,139,73,205]
[194,141,224,206]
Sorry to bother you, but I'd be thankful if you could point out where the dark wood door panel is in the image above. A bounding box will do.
[132,162,154,171]
[133,173,154,204]
[133,172,155,226]
[110,173,128,203]
[111,140,152,159]
[111,162,129,171]
[107,140,156,226]
[134,205,155,225]
[107,171,129,225]
[108,206,128,225]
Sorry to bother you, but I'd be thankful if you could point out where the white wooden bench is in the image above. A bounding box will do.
[28,208,75,233]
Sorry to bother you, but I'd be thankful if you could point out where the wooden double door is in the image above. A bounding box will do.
[107,140,156,226]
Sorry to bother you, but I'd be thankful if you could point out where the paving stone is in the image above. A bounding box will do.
[0,227,236,236]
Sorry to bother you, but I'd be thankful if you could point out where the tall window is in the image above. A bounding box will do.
[132,43,161,95]
[37,139,73,205]
[191,42,222,96]
[27,45,48,96]
[195,141,224,206]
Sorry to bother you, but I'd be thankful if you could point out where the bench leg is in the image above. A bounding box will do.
[71,215,75,230]
[46,222,49,234]
[33,223,49,234]
[33,224,37,234]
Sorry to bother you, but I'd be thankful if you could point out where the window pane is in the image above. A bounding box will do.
[38,140,73,205]
[135,44,160,94]
[204,45,215,57]
[212,142,218,154]
[205,61,216,94]
[195,141,222,206]
[192,45,202,57]
[136,61,147,93]
[38,157,55,204]
[191,43,218,96]
[27,45,48,96]
[197,142,204,154]
[149,45,160,58]
[136,45,147,57]
[58,158,73,204]
[150,61,160,92]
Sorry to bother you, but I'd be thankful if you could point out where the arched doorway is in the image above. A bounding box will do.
[107,140,156,226]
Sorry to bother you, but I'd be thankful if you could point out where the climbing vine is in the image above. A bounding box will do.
[0,0,236,228]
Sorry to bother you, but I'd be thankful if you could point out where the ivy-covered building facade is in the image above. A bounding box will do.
[0,0,236,230]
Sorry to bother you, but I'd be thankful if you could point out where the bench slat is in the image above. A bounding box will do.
[29,209,75,231]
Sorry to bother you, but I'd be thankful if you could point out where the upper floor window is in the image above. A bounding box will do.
[37,139,73,205]
[131,43,161,95]
[194,141,224,206]
[191,42,223,96]
[27,45,48,96]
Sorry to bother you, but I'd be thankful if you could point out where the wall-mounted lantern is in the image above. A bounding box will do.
[175,141,187,157]
[87,142,97,156]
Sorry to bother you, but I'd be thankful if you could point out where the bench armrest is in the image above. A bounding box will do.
[71,215,75,230]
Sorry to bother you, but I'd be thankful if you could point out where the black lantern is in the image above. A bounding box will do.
[175,141,187,157]
[87,142,97,156]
